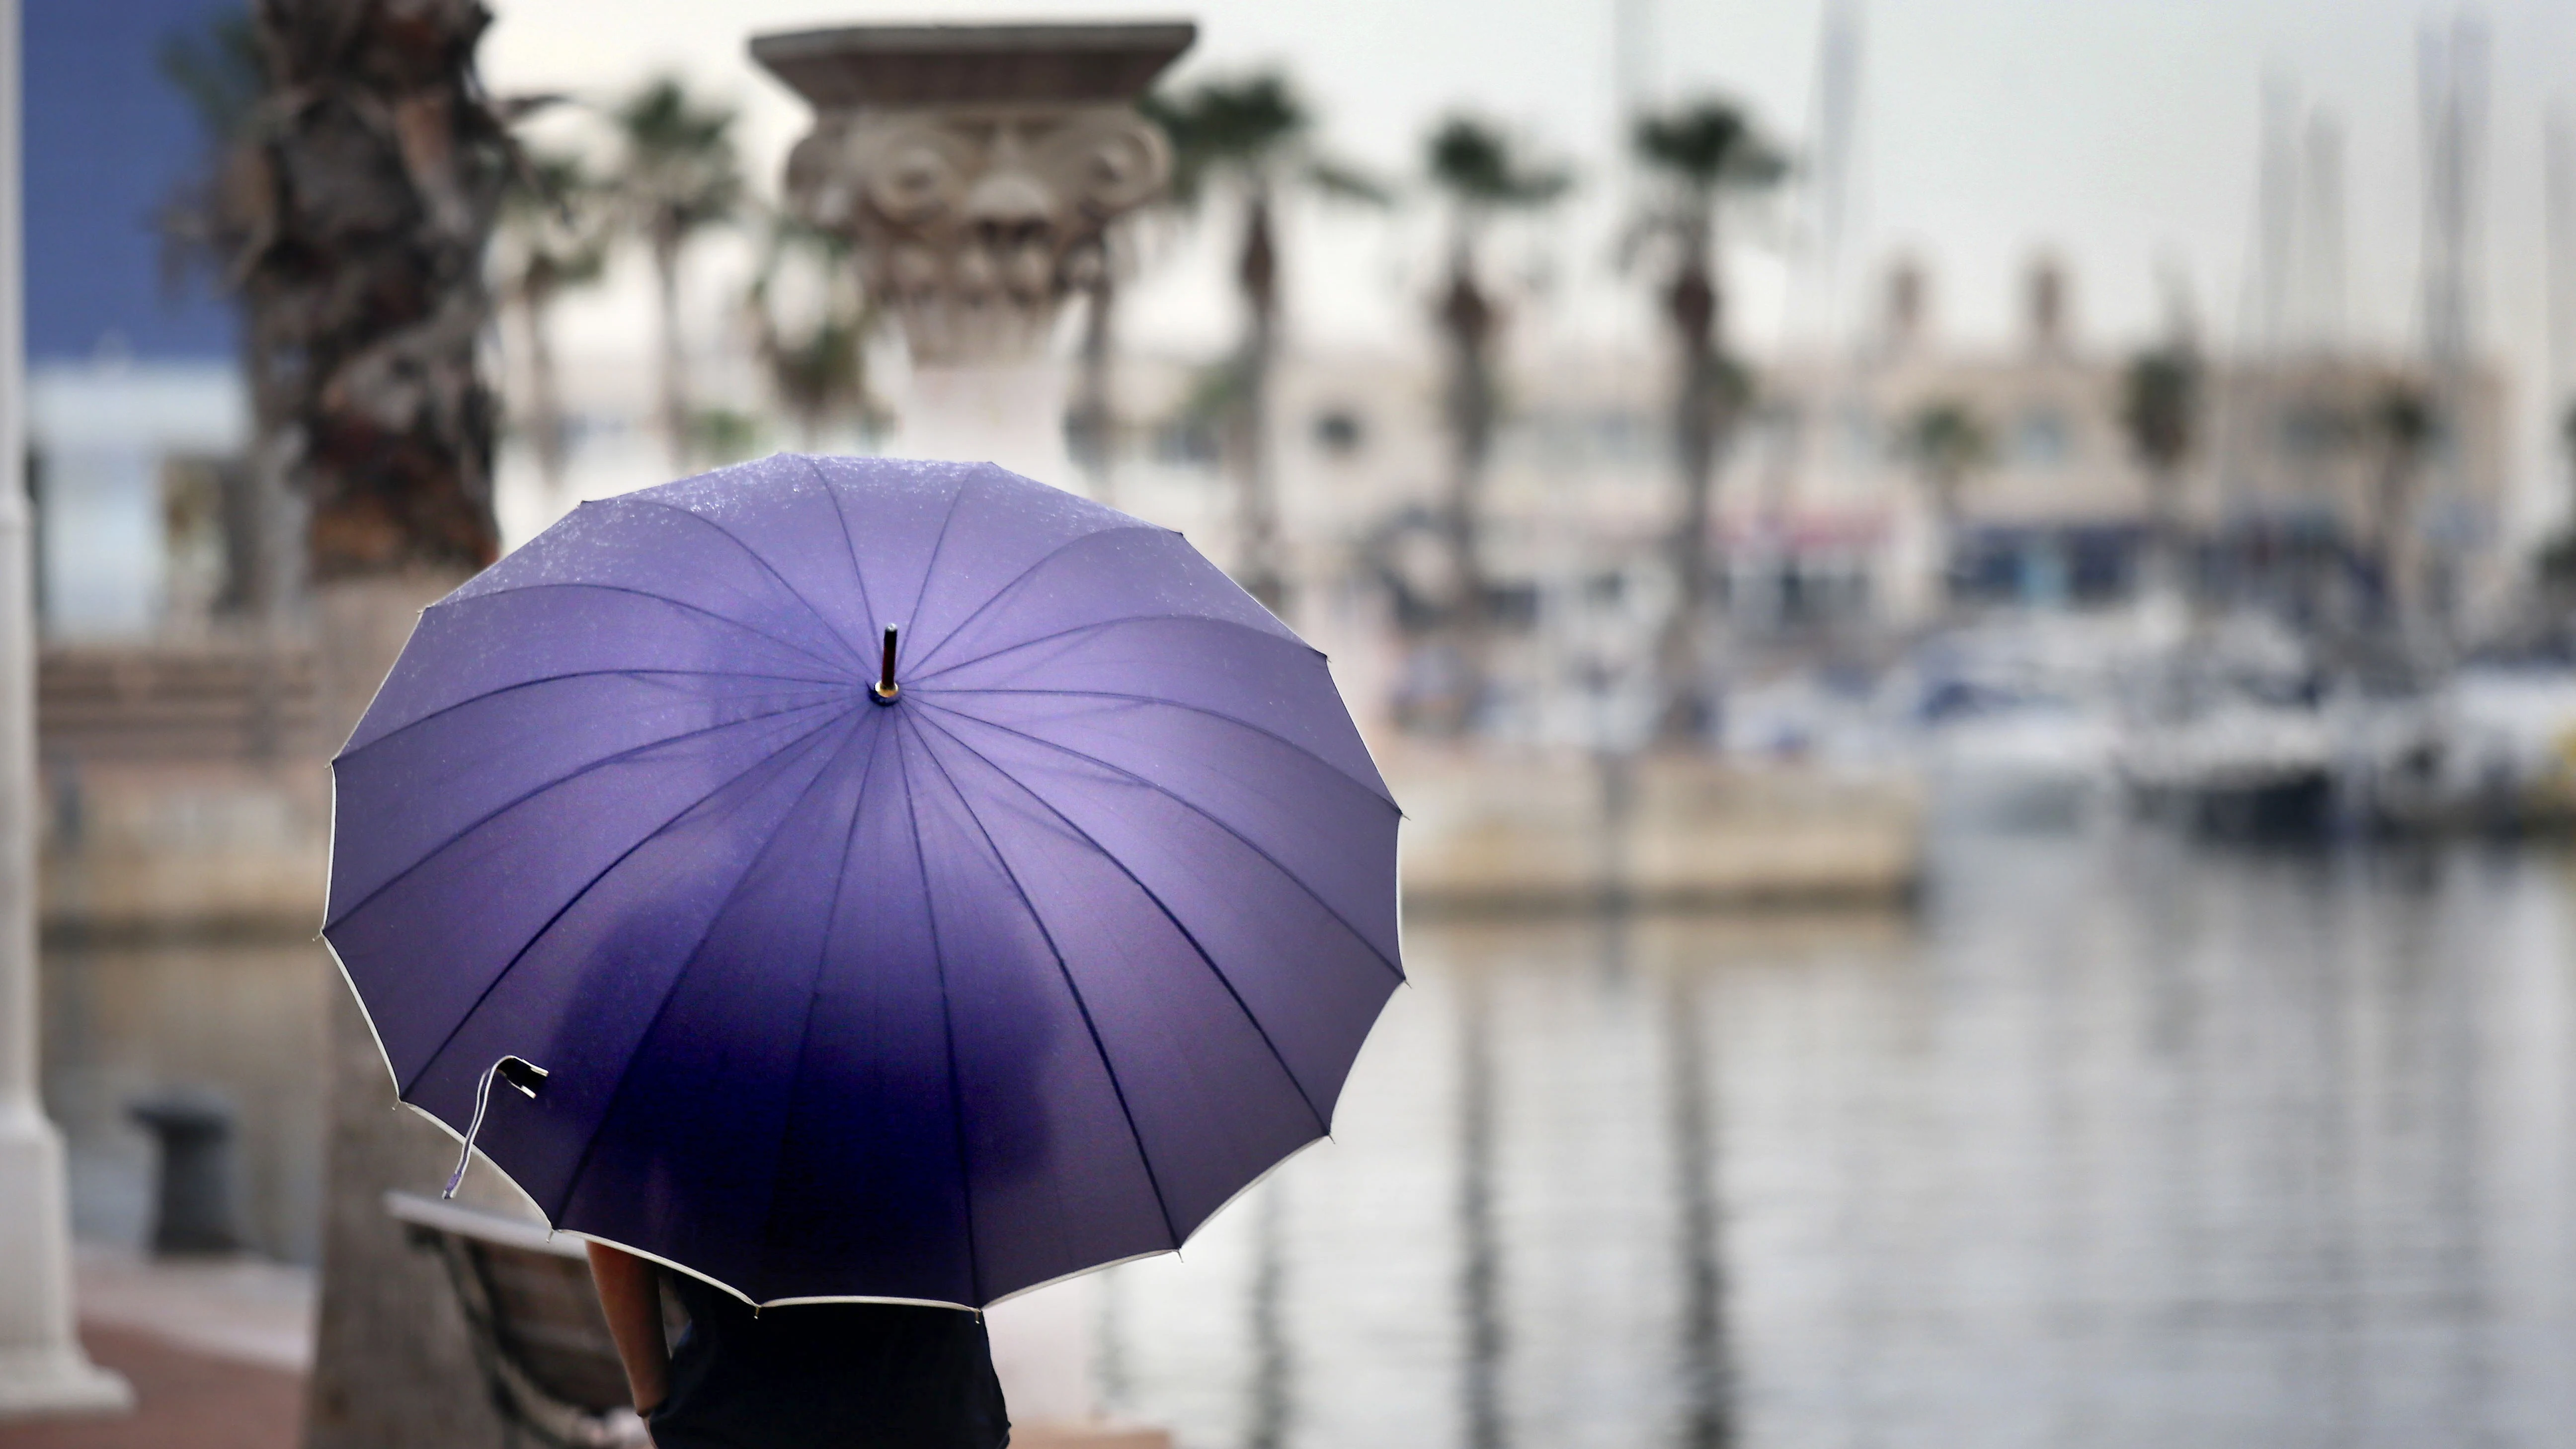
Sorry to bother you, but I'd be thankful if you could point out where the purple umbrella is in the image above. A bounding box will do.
[325,455,1401,1309]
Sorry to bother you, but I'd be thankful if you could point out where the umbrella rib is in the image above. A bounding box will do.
[802,454,879,636]
[891,722,986,1305]
[747,711,886,1291]
[547,715,867,1223]
[912,711,1331,1137]
[629,497,873,670]
[900,472,977,639]
[903,711,1186,1253]
[337,670,851,765]
[907,614,1314,687]
[330,696,853,934]
[900,524,1162,677]
[455,581,858,678]
[925,687,1393,804]
[912,703,1403,984]
[395,708,855,1103]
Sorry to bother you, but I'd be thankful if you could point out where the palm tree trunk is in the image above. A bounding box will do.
[2139,466,2184,608]
[1437,238,1499,733]
[522,280,570,503]
[653,229,689,469]
[306,577,501,1449]
[231,4,512,1445]
[2376,458,2416,636]
[1233,189,1284,612]
[1068,268,1117,509]
[1658,223,1725,744]
[1933,471,1966,612]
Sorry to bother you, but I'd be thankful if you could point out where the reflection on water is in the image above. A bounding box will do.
[1664,965,1734,1449]
[1106,832,2576,1448]
[36,831,2576,1445]
[41,937,327,1263]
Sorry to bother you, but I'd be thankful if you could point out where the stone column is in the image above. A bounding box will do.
[751,23,1192,491]
[0,0,134,1414]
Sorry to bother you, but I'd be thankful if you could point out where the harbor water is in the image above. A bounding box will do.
[42,823,2576,1446]
[1108,827,2576,1449]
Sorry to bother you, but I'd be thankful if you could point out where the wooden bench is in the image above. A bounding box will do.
[385,1191,648,1449]
[386,1191,1174,1449]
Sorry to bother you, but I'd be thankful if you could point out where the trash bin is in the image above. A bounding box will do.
[128,1091,241,1255]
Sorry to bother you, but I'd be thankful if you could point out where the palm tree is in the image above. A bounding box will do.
[231,3,510,583]
[611,77,743,468]
[2118,341,2200,600]
[1422,115,1569,729]
[494,151,609,501]
[1142,72,1383,611]
[746,219,887,449]
[213,3,515,1446]
[1896,400,1993,608]
[1630,99,1784,741]
[1064,249,1122,507]
[2364,377,2438,634]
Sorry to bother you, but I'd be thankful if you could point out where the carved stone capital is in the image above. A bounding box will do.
[780,107,1167,364]
[753,24,1194,367]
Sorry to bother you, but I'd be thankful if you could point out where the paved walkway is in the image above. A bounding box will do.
[0,1245,311,1449]
[0,1325,302,1449]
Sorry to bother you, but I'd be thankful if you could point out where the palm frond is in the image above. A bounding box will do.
[1304,156,1392,207]
[1141,70,1311,207]
[1632,99,1786,194]
[157,12,264,146]
[1426,115,1573,210]
[612,76,744,244]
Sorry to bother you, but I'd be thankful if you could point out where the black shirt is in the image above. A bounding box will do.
[649,1273,1011,1449]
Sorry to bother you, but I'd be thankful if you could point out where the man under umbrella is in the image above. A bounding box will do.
[323,456,1404,1445]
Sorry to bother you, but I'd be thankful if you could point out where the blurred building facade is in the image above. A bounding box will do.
[23,0,324,944]
[25,0,264,645]
[1039,254,2517,739]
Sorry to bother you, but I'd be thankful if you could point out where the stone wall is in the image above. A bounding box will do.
[38,644,326,938]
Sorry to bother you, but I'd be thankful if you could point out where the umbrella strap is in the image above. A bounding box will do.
[443,1055,549,1200]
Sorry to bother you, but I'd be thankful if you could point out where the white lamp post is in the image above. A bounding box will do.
[0,0,134,1414]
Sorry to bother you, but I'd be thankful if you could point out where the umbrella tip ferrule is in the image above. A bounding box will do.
[875,625,901,705]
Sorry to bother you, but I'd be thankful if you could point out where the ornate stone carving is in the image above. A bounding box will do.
[753,24,1193,367]
[781,107,1167,364]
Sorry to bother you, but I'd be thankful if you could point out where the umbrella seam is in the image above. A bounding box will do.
[926,687,1395,805]
[388,706,855,1103]
[901,470,978,644]
[546,713,867,1225]
[904,710,1186,1254]
[906,615,1317,688]
[892,718,987,1305]
[912,711,1332,1137]
[330,697,853,935]
[447,581,858,679]
[628,496,876,671]
[337,670,853,766]
[746,711,886,1296]
[900,523,1165,677]
[802,454,881,640]
[912,702,1404,984]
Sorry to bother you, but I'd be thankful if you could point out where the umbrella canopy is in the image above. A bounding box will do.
[324,455,1402,1309]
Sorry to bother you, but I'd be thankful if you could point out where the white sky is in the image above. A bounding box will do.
[484,0,2576,503]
